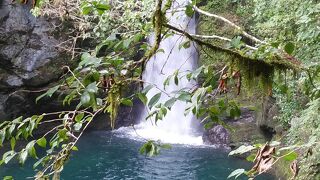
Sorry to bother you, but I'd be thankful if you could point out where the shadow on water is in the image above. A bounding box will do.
[0,131,275,180]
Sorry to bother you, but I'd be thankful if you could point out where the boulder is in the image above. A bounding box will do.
[0,1,74,120]
[0,0,74,90]
[0,1,143,133]
[203,125,230,146]
[203,108,267,148]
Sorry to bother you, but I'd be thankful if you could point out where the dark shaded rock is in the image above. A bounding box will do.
[88,99,144,131]
[203,125,230,146]
[228,109,267,148]
[256,96,281,135]
[203,108,267,148]
[0,1,139,133]
[0,0,73,90]
[0,1,76,123]
[1,89,141,134]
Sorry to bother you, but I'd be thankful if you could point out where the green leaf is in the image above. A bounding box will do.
[177,92,191,102]
[179,41,191,49]
[174,75,179,85]
[33,156,45,169]
[185,5,194,17]
[148,93,161,109]
[79,53,101,68]
[209,106,220,115]
[75,113,85,123]
[10,137,16,150]
[121,98,133,106]
[36,137,47,148]
[229,145,256,156]
[85,116,93,122]
[139,141,159,157]
[81,91,91,106]
[36,85,60,103]
[29,147,38,159]
[138,93,148,105]
[218,99,226,110]
[4,151,16,164]
[3,176,13,180]
[25,141,37,159]
[74,123,82,131]
[82,6,93,15]
[7,124,15,137]
[163,75,171,89]
[283,151,298,161]
[142,85,153,94]
[58,129,68,140]
[72,146,79,151]
[123,39,133,48]
[86,83,98,94]
[35,115,44,128]
[26,141,36,151]
[0,130,5,146]
[95,3,110,11]
[229,108,236,118]
[19,150,28,165]
[157,48,165,53]
[227,169,246,179]
[204,121,214,130]
[164,98,176,110]
[284,42,295,55]
[230,36,242,49]
[191,66,203,80]
[246,154,256,162]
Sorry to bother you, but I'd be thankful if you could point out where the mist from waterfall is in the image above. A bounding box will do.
[117,0,204,145]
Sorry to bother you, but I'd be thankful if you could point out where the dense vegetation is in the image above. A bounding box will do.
[0,0,319,179]
[199,0,319,179]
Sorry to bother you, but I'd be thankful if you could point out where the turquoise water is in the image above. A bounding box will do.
[0,131,274,180]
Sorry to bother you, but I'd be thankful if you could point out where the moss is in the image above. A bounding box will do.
[197,1,281,95]
[296,144,320,180]
[272,158,293,179]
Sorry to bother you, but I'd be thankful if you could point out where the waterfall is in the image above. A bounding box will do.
[117,0,203,145]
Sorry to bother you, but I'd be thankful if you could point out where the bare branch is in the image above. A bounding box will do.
[190,2,266,45]
[189,34,258,50]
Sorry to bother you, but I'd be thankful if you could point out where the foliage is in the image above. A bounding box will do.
[0,0,316,179]
[198,0,320,179]
[288,98,320,179]
[251,1,320,177]
[80,0,155,41]
[139,140,171,157]
[272,78,302,128]
[252,0,320,64]
[227,140,317,179]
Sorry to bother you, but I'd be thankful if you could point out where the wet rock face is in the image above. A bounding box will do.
[202,108,267,148]
[202,125,230,146]
[0,1,74,120]
[0,0,71,89]
[256,96,281,136]
[0,2,138,131]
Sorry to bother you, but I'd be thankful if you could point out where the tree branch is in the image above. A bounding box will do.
[190,1,266,45]
[165,23,301,71]
[164,23,255,60]
[189,33,258,50]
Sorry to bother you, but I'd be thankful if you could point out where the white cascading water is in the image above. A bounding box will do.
[117,0,203,145]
